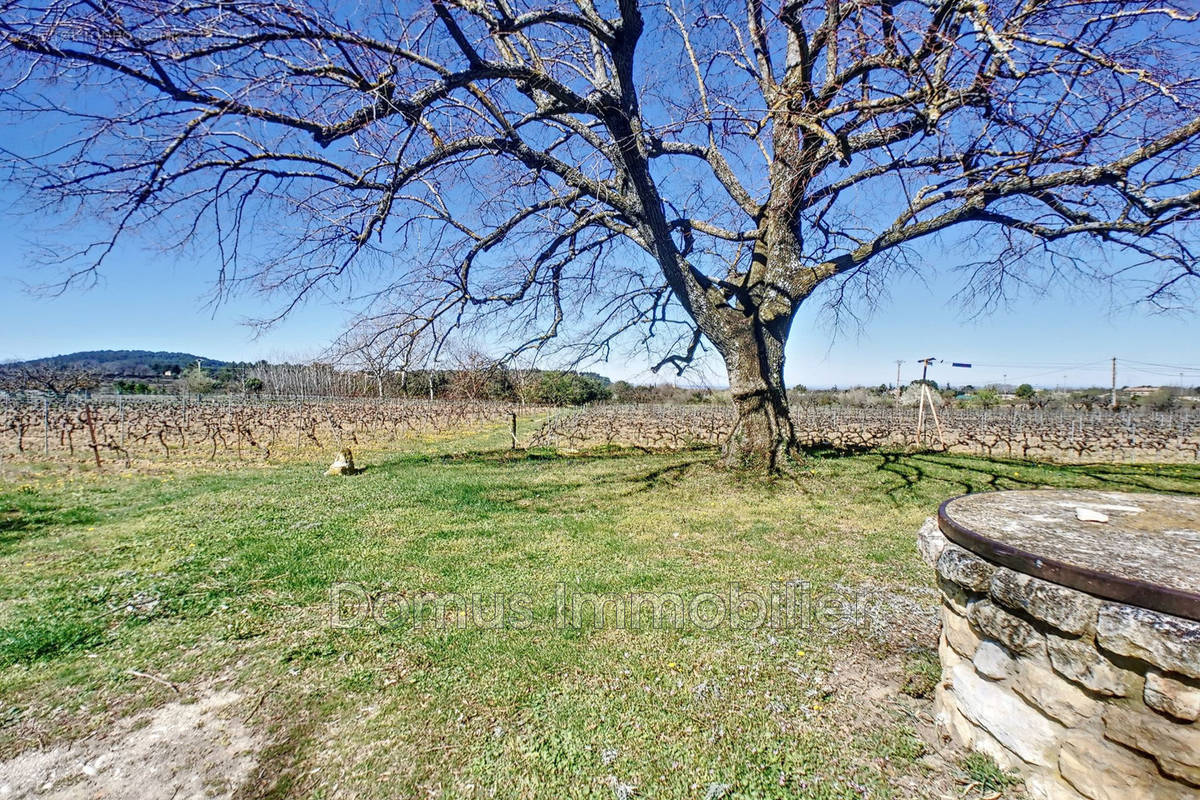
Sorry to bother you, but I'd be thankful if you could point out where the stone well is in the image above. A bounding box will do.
[918,489,1200,800]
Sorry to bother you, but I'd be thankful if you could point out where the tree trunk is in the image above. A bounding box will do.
[703,71,811,471]
[717,320,798,470]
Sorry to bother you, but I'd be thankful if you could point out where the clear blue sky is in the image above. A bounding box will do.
[2,222,1197,391]
[1,8,1196,392]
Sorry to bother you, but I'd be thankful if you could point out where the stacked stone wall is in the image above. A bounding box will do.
[918,519,1200,800]
[531,405,1200,463]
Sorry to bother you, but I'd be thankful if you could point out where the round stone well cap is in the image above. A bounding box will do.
[938,490,1200,621]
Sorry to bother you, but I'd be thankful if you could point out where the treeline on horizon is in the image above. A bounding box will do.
[2,358,724,406]
[3,354,1196,410]
[190,366,1197,411]
[211,361,696,405]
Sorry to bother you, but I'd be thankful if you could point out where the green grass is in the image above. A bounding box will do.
[900,650,940,700]
[2,429,1198,799]
[961,752,1021,793]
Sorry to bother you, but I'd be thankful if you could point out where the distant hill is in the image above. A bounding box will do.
[5,350,226,377]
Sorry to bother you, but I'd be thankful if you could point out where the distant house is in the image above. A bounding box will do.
[1125,386,1159,396]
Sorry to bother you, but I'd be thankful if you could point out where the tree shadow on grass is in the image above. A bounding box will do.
[387,444,735,500]
[870,451,1050,500]
[624,456,716,493]
[819,448,1200,504]
[379,442,1200,507]
[393,445,655,467]
[388,443,717,471]
[1056,461,1200,494]
[0,500,100,553]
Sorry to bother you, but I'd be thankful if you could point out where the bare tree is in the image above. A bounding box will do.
[332,315,439,397]
[2,0,1199,467]
[329,321,405,398]
[447,348,499,400]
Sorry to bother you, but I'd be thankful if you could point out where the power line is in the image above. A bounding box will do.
[964,359,1110,370]
[890,354,1200,393]
[1121,359,1200,375]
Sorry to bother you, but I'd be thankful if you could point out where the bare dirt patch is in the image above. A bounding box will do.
[0,689,258,800]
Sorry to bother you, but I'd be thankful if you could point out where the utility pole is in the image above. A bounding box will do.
[895,360,903,404]
[1111,357,1118,411]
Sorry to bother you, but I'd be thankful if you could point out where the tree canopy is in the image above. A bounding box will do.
[2,0,1198,467]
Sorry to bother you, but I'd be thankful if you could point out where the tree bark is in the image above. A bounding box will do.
[715,316,798,470]
[703,187,806,470]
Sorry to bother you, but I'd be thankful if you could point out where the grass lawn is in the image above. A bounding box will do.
[2,426,1198,799]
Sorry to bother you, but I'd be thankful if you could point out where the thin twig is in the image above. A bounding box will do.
[125,668,181,694]
[243,679,281,723]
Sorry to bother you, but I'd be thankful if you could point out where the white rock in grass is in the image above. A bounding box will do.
[1075,507,1109,523]
[324,447,355,476]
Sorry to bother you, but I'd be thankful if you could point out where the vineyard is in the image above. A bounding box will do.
[0,396,514,469]
[529,404,1200,463]
[3,396,1200,470]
